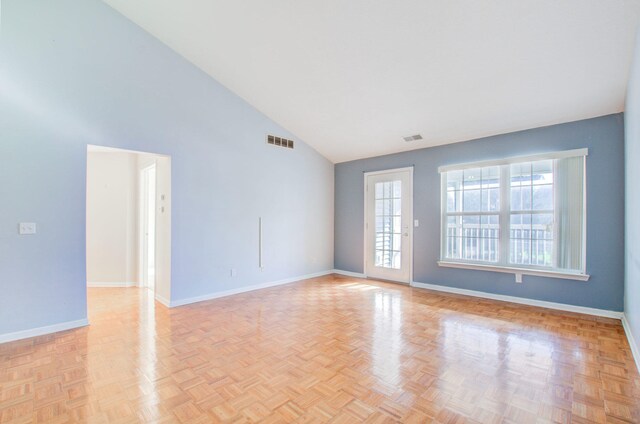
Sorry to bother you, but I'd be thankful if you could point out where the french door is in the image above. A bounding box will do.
[365,167,413,283]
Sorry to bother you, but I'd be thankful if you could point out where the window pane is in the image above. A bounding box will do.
[510,237,532,265]
[375,183,383,198]
[532,160,553,185]
[532,184,553,210]
[447,170,463,191]
[392,251,401,269]
[511,162,532,186]
[375,180,402,269]
[393,199,401,215]
[510,212,554,267]
[511,186,531,211]
[532,213,554,240]
[393,180,402,198]
[383,182,392,198]
[392,234,402,248]
[445,216,461,259]
[483,188,500,212]
[463,189,481,212]
[447,216,461,237]
[393,216,401,231]
[462,215,479,262]
[447,191,458,212]
[482,166,500,188]
[445,214,500,263]
[480,215,499,261]
[463,168,481,188]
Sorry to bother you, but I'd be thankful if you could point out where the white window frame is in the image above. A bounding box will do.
[438,149,589,282]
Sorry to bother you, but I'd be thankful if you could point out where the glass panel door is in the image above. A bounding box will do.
[365,168,413,283]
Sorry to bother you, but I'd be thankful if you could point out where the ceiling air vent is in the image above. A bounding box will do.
[267,134,294,149]
[403,134,423,142]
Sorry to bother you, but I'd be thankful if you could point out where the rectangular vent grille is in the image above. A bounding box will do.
[403,134,423,142]
[267,134,294,149]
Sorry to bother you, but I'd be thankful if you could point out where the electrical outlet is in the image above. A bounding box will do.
[19,223,37,235]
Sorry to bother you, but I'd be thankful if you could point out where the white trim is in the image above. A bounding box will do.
[87,281,139,287]
[332,269,367,278]
[0,319,89,344]
[363,166,414,177]
[140,162,157,291]
[169,270,334,307]
[622,314,640,373]
[87,144,170,157]
[154,293,171,307]
[437,261,590,281]
[437,148,589,173]
[410,281,621,319]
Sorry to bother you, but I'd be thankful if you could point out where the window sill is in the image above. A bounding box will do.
[437,261,590,282]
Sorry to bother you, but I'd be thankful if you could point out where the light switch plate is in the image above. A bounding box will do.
[414,219,420,227]
[19,222,37,235]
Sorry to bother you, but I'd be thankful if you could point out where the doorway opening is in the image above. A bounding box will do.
[86,145,171,308]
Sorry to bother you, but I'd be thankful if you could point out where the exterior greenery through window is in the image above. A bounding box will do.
[440,150,587,277]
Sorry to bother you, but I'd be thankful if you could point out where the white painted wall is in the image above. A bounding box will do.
[86,151,139,285]
[624,29,640,367]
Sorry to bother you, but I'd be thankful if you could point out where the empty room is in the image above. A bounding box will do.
[1,0,640,423]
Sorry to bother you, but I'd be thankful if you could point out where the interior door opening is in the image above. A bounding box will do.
[86,144,171,308]
[364,167,413,284]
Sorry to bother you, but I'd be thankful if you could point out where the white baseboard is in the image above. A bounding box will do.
[0,318,89,344]
[87,281,138,288]
[410,281,623,319]
[332,269,367,278]
[622,314,640,373]
[154,293,171,307]
[169,270,334,308]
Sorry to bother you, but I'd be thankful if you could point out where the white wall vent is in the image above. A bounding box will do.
[267,134,294,149]
[403,134,423,142]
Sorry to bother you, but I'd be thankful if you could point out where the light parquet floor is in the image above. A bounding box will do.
[1,275,639,423]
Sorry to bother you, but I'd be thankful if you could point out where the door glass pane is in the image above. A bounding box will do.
[374,180,401,269]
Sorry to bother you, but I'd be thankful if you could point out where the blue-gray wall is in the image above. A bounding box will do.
[335,114,625,311]
[0,0,334,336]
[625,30,640,357]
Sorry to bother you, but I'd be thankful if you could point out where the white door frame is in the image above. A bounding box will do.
[363,166,414,284]
[140,163,157,291]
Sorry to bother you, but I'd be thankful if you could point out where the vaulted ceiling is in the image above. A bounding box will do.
[103,0,640,163]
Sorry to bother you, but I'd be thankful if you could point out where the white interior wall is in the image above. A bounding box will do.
[86,151,139,286]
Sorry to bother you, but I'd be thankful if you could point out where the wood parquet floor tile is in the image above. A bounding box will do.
[1,275,639,423]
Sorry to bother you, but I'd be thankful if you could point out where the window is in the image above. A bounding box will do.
[375,180,402,269]
[439,149,588,280]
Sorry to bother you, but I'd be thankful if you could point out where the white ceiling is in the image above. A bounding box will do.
[103,0,640,163]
